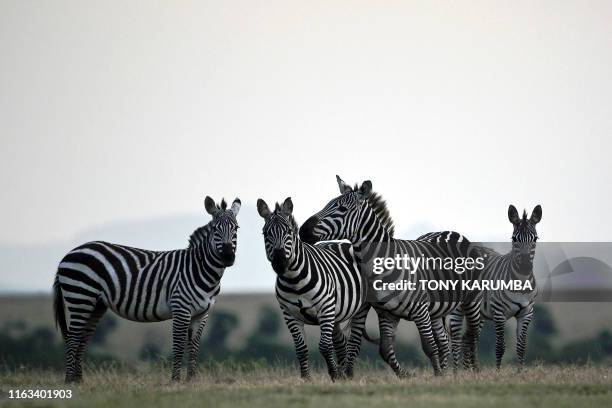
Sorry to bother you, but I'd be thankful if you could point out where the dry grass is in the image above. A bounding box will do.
[1,364,612,407]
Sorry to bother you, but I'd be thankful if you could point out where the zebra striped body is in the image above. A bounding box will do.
[478,246,538,322]
[300,177,482,376]
[361,231,482,376]
[258,198,369,380]
[385,231,481,319]
[275,240,365,327]
[449,204,541,369]
[53,197,240,383]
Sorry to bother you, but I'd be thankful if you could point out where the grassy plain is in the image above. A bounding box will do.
[1,364,611,408]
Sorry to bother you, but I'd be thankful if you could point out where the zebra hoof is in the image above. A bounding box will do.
[64,376,81,384]
[335,370,351,381]
[397,369,413,379]
[301,374,312,382]
[343,368,354,379]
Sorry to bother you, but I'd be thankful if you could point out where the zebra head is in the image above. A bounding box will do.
[203,196,241,266]
[299,175,394,245]
[508,204,542,258]
[257,197,299,273]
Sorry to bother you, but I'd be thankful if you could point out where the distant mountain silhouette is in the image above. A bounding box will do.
[0,206,272,293]
[0,209,505,294]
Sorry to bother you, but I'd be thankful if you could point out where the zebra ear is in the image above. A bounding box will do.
[336,175,352,194]
[231,198,241,217]
[508,205,520,225]
[281,197,293,215]
[257,199,271,219]
[205,196,217,215]
[530,205,542,224]
[358,180,372,197]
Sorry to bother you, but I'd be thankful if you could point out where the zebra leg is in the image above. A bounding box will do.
[187,313,209,381]
[74,301,108,382]
[64,332,81,383]
[462,302,482,370]
[471,320,484,371]
[319,311,340,381]
[476,320,484,367]
[449,309,464,371]
[431,318,450,371]
[61,294,105,383]
[170,308,192,382]
[377,312,409,378]
[332,323,348,373]
[343,304,370,378]
[414,308,442,376]
[516,307,534,369]
[283,312,310,380]
[494,312,506,369]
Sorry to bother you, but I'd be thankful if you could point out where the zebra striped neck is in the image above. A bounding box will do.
[188,224,212,249]
[362,191,395,236]
[195,244,226,275]
[279,238,311,280]
[352,204,393,255]
[188,227,227,287]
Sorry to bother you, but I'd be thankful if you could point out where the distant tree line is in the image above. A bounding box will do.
[1,304,611,371]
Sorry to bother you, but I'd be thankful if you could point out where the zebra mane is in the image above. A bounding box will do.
[475,244,500,258]
[188,223,212,248]
[357,186,395,237]
[522,209,528,221]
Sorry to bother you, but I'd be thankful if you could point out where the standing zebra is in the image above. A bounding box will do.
[257,197,370,380]
[299,176,482,376]
[449,204,541,369]
[53,197,241,383]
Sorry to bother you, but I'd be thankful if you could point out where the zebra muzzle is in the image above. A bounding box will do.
[219,243,235,265]
[271,249,288,273]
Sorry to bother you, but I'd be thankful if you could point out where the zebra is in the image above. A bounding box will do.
[257,197,371,380]
[53,196,241,383]
[299,176,482,376]
[448,204,541,369]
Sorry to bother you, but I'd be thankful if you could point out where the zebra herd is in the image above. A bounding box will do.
[53,176,541,383]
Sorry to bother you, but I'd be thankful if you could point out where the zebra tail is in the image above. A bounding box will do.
[53,276,68,340]
[362,326,380,345]
[341,318,380,344]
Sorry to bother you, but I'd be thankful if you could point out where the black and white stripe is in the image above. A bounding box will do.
[449,204,541,369]
[300,176,482,376]
[53,196,241,383]
[257,197,369,381]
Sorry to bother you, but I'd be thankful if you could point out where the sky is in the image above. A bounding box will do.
[1,1,611,292]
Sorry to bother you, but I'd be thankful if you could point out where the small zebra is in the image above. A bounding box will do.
[53,196,241,383]
[300,176,482,376]
[449,204,541,369]
[257,197,370,380]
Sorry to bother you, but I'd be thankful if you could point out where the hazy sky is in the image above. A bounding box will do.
[1,1,612,292]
